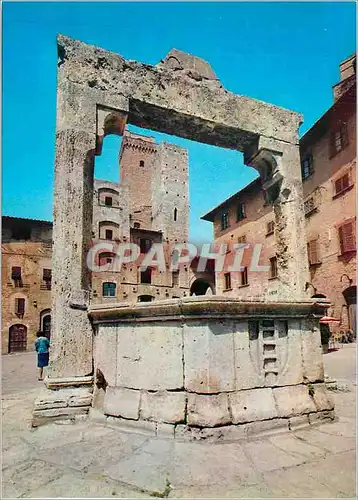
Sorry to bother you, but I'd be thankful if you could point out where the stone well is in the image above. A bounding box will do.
[86,296,334,440]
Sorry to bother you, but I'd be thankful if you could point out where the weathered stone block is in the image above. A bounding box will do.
[187,393,231,427]
[233,322,263,390]
[275,320,304,386]
[94,326,118,387]
[140,391,185,423]
[301,321,325,382]
[308,410,335,426]
[106,416,156,436]
[116,323,183,390]
[156,422,175,439]
[288,415,310,431]
[68,394,93,407]
[103,387,140,419]
[200,424,248,442]
[245,418,288,438]
[32,407,89,427]
[174,425,202,441]
[229,388,278,424]
[273,385,316,417]
[184,321,235,393]
[311,384,334,411]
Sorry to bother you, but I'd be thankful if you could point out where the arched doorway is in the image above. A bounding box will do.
[40,309,51,339]
[8,324,27,353]
[343,286,356,336]
[190,279,212,296]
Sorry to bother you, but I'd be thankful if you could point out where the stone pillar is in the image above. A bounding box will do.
[50,129,96,378]
[244,137,309,301]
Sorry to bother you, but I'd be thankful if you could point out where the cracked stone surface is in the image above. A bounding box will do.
[2,345,356,498]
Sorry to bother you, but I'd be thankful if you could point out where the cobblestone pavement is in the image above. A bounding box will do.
[2,345,356,498]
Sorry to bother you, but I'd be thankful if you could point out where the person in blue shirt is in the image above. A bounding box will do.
[34,331,50,381]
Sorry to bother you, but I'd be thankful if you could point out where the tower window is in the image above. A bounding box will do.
[11,266,22,281]
[221,212,229,230]
[140,160,145,167]
[224,272,231,290]
[105,229,113,240]
[139,238,152,254]
[174,208,178,221]
[141,268,152,284]
[15,298,25,316]
[104,196,113,207]
[172,270,179,286]
[240,267,248,286]
[236,203,246,222]
[102,282,116,297]
[269,257,278,279]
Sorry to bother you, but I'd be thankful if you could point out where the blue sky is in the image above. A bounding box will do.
[2,2,356,241]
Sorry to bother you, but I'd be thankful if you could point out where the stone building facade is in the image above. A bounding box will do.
[2,217,52,353]
[202,55,356,335]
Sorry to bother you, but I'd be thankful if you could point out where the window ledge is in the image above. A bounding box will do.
[309,261,322,267]
[266,231,274,237]
[268,276,278,281]
[333,184,353,200]
[223,288,232,292]
[238,284,250,288]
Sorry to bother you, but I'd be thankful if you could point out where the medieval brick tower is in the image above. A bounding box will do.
[92,129,190,303]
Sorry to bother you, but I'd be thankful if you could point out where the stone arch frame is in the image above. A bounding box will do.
[51,35,308,379]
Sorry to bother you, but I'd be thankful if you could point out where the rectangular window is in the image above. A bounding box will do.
[172,270,179,287]
[11,266,22,280]
[141,268,152,284]
[237,235,246,244]
[338,221,356,254]
[301,154,314,180]
[334,173,350,196]
[304,197,316,216]
[307,240,320,265]
[104,196,113,207]
[240,267,248,286]
[105,229,113,240]
[236,203,246,222]
[266,221,275,235]
[43,269,52,281]
[102,282,116,297]
[221,212,229,231]
[139,238,152,254]
[224,272,231,290]
[330,123,349,157]
[269,257,278,279]
[15,298,25,316]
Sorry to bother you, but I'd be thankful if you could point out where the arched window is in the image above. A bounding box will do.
[140,160,145,167]
[174,208,178,221]
[98,252,116,267]
[102,282,116,297]
[40,309,51,339]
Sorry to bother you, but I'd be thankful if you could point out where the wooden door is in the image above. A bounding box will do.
[8,324,27,353]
